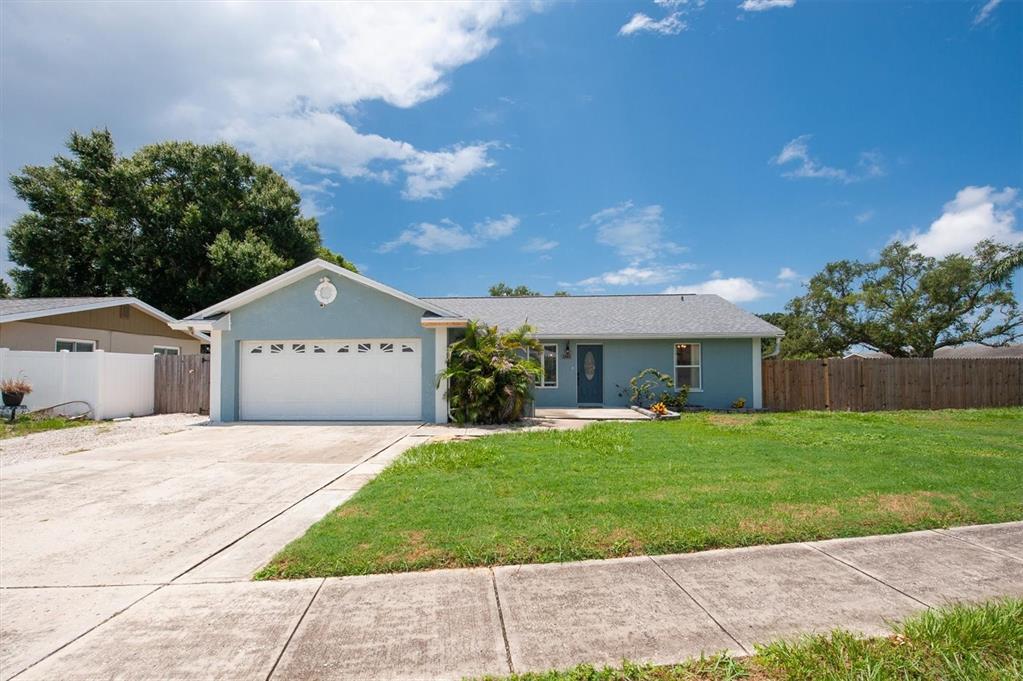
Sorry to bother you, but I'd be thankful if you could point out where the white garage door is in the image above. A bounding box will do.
[239,339,422,421]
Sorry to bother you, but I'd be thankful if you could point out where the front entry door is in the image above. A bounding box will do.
[576,344,603,405]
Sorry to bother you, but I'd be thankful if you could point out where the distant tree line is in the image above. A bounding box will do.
[488,282,569,297]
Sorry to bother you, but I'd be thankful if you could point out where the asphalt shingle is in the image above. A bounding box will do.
[421,294,783,337]
[0,297,136,319]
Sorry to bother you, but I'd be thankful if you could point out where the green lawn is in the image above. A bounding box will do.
[257,408,1023,579]
[0,414,93,439]
[475,598,1023,681]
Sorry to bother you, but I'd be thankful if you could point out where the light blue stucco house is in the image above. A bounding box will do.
[173,259,783,422]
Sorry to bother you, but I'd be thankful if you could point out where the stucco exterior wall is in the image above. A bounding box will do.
[531,338,756,410]
[0,321,202,355]
[217,272,438,422]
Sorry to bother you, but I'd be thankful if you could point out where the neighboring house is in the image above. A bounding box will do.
[173,259,783,423]
[843,350,893,359]
[844,345,1022,359]
[0,297,206,355]
[934,344,1023,359]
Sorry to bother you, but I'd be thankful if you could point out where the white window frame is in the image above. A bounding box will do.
[55,338,96,352]
[153,345,180,355]
[530,343,559,389]
[674,342,703,392]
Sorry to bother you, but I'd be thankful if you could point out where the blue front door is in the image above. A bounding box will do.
[576,344,603,405]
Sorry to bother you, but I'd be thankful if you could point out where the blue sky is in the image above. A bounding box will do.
[2,0,1021,312]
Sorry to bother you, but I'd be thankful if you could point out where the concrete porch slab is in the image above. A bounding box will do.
[815,530,1023,606]
[271,569,508,681]
[653,543,924,651]
[17,580,321,681]
[937,521,1023,561]
[493,556,739,673]
[0,585,156,680]
[534,408,646,420]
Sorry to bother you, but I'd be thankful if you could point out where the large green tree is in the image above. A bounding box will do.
[7,130,354,317]
[763,240,1022,358]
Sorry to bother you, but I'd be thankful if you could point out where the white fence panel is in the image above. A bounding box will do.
[0,348,155,419]
[96,352,154,419]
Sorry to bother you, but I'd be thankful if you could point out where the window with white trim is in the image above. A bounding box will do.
[674,343,702,391]
[529,343,558,388]
[153,345,180,356]
[55,339,96,352]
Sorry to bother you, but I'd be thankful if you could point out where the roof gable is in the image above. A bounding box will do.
[185,259,462,321]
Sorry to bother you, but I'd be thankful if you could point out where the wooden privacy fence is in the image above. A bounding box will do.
[154,354,210,415]
[762,358,1023,412]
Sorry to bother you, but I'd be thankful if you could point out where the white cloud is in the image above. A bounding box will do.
[895,186,1022,258]
[583,201,686,262]
[380,214,519,254]
[974,0,1003,25]
[577,264,698,287]
[523,238,559,252]
[288,177,340,218]
[618,12,687,36]
[664,277,767,303]
[855,209,876,224]
[772,135,885,183]
[777,267,800,281]
[740,0,795,11]
[475,214,521,240]
[401,144,498,200]
[2,2,536,201]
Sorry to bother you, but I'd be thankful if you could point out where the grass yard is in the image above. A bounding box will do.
[475,598,1023,681]
[0,414,92,439]
[257,408,1023,579]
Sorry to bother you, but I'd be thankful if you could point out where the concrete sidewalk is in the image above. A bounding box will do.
[3,522,1020,680]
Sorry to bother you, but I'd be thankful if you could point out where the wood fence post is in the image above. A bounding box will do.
[823,359,831,411]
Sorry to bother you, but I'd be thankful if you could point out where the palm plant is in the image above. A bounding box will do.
[439,320,543,424]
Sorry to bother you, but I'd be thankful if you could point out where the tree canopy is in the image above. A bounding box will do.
[763,241,1022,358]
[489,283,540,297]
[6,130,355,317]
[488,282,570,297]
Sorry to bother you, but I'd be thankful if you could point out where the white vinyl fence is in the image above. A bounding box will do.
[0,348,154,419]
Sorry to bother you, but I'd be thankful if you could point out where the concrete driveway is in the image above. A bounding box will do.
[0,422,425,676]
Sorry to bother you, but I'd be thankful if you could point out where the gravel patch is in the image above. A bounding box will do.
[0,413,208,467]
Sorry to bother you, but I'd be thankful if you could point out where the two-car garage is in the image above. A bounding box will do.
[238,338,422,421]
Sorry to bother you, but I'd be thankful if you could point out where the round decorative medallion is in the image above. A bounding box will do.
[584,351,596,380]
[314,277,337,306]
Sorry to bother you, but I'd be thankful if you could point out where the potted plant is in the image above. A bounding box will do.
[1,376,33,407]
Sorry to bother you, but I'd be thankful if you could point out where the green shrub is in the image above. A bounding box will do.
[440,320,542,424]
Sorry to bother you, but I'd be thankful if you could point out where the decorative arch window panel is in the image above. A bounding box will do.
[674,343,702,391]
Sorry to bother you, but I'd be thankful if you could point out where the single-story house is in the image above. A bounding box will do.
[172,259,784,423]
[844,345,1023,359]
[0,297,207,355]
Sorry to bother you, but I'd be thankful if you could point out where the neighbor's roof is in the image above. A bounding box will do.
[421,294,784,338]
[0,296,208,341]
[934,344,1023,359]
[1,297,139,321]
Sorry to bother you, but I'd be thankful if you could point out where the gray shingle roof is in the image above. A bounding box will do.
[934,344,1023,358]
[0,297,136,319]
[421,294,783,337]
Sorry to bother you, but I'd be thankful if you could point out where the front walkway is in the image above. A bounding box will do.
[4,522,1020,680]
